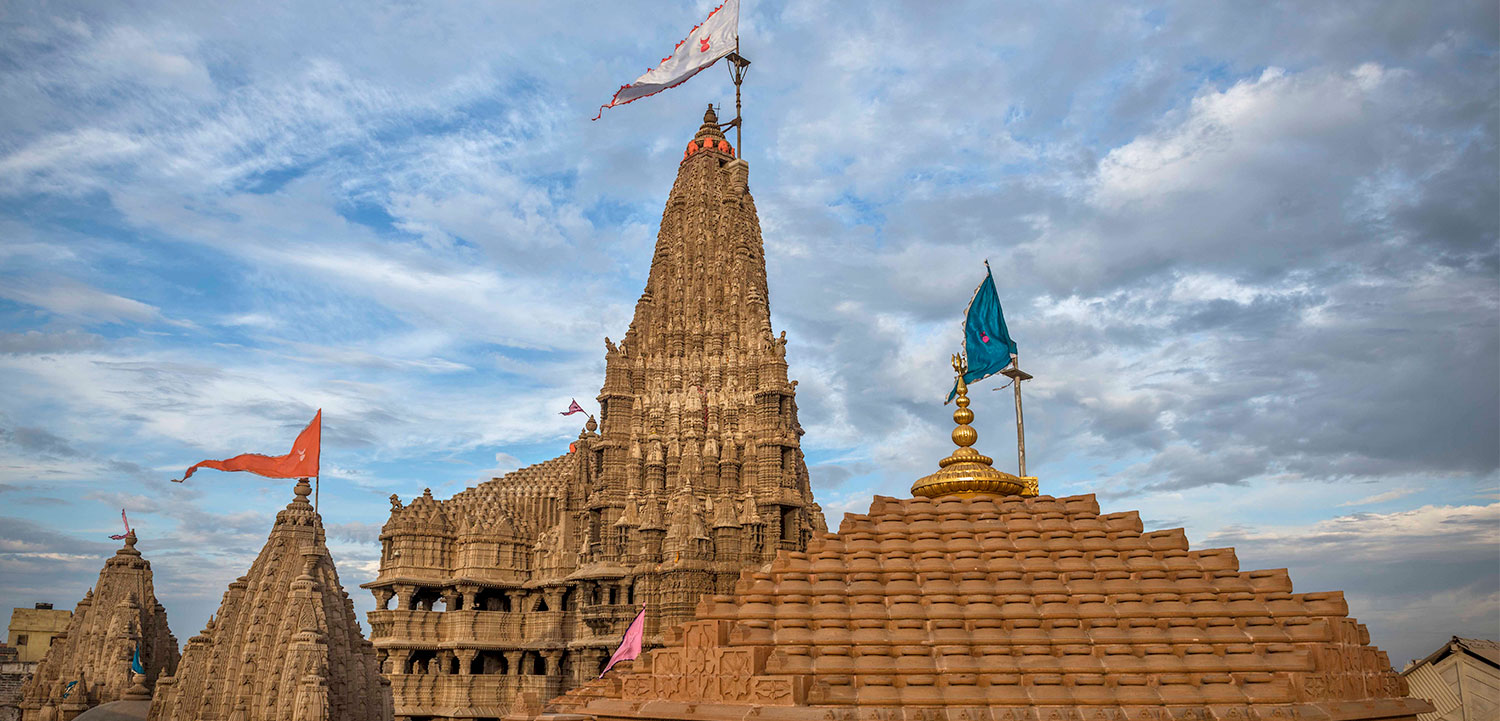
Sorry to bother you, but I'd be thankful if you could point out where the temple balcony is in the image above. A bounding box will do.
[579,603,637,635]
[367,609,528,645]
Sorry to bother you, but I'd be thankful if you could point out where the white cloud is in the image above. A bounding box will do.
[1340,486,1424,507]
[0,277,161,325]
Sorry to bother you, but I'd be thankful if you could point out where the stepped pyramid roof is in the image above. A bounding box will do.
[547,381,1431,721]
[147,479,392,721]
[18,531,179,719]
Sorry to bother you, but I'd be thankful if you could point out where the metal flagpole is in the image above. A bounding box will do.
[724,49,750,158]
[1001,354,1033,477]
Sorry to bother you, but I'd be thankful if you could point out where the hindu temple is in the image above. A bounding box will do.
[541,368,1432,720]
[147,478,391,721]
[17,531,178,721]
[362,105,827,718]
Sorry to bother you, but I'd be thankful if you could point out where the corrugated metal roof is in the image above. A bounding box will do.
[1404,659,1461,721]
[1402,637,1500,721]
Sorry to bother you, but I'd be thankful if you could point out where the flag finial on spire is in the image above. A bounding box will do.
[911,354,1025,499]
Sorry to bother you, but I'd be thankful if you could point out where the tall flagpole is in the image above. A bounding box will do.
[1001,355,1033,478]
[725,49,750,158]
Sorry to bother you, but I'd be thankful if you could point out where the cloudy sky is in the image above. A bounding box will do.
[1,1,1495,668]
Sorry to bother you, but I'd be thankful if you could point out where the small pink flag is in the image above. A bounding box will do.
[560,399,587,416]
[109,509,131,540]
[600,606,646,678]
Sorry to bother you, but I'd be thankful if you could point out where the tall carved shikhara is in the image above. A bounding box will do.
[363,105,826,717]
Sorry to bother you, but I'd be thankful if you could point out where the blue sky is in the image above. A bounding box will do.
[0,1,1495,668]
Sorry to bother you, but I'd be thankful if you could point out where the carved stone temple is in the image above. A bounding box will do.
[363,105,826,719]
[545,374,1433,720]
[148,479,392,721]
[18,532,179,720]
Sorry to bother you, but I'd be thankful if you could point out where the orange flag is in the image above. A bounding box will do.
[174,410,320,483]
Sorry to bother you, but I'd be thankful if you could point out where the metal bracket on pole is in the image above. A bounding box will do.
[724,51,751,157]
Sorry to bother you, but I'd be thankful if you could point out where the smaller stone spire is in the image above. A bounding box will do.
[684,103,735,160]
[911,354,1025,498]
[148,477,391,721]
[17,520,178,717]
[694,104,726,141]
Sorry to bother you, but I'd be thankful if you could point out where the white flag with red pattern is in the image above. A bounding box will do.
[594,0,739,119]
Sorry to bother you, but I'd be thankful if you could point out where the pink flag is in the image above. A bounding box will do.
[109,509,131,540]
[599,606,646,678]
[560,399,587,416]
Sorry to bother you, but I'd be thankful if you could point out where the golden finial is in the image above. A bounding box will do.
[910,354,1027,498]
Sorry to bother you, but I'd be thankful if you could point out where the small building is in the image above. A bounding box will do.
[5,604,71,664]
[1401,636,1499,721]
[1,643,32,721]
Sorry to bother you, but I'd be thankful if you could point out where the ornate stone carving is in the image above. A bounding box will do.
[361,105,825,718]
[18,532,179,719]
[147,479,392,721]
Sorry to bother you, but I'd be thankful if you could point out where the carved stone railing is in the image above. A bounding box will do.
[367,609,439,642]
[389,673,562,716]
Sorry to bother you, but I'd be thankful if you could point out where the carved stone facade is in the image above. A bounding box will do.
[550,493,1432,721]
[148,479,392,721]
[18,532,178,721]
[363,105,826,719]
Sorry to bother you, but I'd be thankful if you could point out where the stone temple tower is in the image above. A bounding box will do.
[150,479,392,721]
[18,531,178,720]
[363,105,825,718]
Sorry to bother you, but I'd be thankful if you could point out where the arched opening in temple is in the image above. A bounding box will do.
[561,586,575,610]
[607,585,618,605]
[406,649,436,674]
[780,506,798,545]
[534,596,549,613]
[473,650,506,674]
[411,586,442,611]
[474,588,508,611]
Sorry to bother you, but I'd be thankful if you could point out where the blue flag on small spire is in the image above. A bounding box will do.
[947,262,1018,403]
[131,643,145,674]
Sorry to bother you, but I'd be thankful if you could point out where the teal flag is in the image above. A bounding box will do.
[131,643,145,674]
[946,263,1017,403]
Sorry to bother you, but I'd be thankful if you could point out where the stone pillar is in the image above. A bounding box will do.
[441,589,459,612]
[543,650,563,677]
[387,649,412,675]
[458,585,478,611]
[393,585,415,611]
[373,588,394,611]
[504,651,524,676]
[455,649,477,675]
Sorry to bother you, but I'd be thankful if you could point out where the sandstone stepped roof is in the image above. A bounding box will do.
[148,479,391,721]
[19,530,178,720]
[551,491,1430,720]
